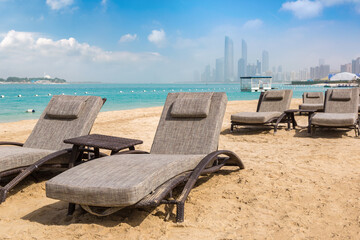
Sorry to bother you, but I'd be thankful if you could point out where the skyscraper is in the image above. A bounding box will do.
[216,58,224,82]
[224,36,234,81]
[352,59,357,74]
[256,60,261,75]
[241,39,247,67]
[262,50,269,73]
[238,58,246,79]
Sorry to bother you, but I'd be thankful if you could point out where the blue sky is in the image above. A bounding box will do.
[0,0,359,82]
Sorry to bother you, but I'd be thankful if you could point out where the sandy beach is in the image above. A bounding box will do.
[0,98,359,239]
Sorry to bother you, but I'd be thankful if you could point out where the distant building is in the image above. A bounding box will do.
[238,58,246,79]
[319,58,325,66]
[215,58,224,82]
[320,65,330,79]
[256,60,261,75]
[278,65,282,73]
[262,50,269,73]
[224,36,234,82]
[201,65,211,83]
[352,57,360,74]
[310,64,330,79]
[340,63,352,73]
[299,68,309,80]
[246,64,257,76]
[242,39,247,68]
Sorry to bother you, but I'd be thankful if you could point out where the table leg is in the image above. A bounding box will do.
[307,113,314,133]
[68,203,76,215]
[68,145,80,168]
[110,150,119,155]
[291,113,297,128]
[94,147,100,158]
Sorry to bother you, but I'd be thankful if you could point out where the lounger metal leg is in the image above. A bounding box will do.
[0,187,7,203]
[230,123,234,132]
[68,203,76,215]
[176,202,185,223]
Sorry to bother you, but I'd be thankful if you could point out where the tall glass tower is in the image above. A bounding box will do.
[241,39,247,67]
[224,36,234,82]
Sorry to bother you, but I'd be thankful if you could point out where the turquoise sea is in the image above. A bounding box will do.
[0,83,326,123]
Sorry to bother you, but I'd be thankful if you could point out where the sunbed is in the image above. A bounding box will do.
[46,92,244,222]
[299,92,324,113]
[0,95,105,203]
[310,88,359,135]
[230,90,293,133]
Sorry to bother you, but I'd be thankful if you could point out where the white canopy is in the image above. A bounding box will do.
[330,72,358,81]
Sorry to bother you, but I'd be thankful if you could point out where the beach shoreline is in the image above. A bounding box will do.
[1,98,359,239]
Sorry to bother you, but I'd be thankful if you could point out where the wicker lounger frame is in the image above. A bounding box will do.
[66,149,245,223]
[0,98,107,204]
[230,92,289,133]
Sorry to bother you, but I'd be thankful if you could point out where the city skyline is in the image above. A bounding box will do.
[0,0,359,83]
[200,35,360,83]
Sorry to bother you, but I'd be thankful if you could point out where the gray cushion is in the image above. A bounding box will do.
[231,112,282,124]
[46,99,85,119]
[264,90,284,100]
[0,146,68,172]
[171,96,211,118]
[306,92,321,98]
[331,90,351,101]
[299,103,324,111]
[311,113,357,127]
[46,154,205,207]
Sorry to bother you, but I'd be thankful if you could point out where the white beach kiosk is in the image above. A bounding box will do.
[240,76,272,92]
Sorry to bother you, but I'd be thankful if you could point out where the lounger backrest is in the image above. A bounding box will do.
[150,92,227,155]
[257,90,293,112]
[303,92,324,104]
[23,95,104,151]
[324,88,358,113]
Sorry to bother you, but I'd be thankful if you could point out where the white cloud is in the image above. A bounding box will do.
[0,30,161,62]
[281,0,360,18]
[243,19,263,29]
[0,30,163,82]
[119,34,137,43]
[46,0,74,10]
[148,29,166,47]
[281,0,323,19]
[101,0,107,6]
[320,0,360,6]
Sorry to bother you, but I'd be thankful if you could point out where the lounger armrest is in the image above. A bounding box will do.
[171,150,244,222]
[0,141,24,147]
[113,150,150,155]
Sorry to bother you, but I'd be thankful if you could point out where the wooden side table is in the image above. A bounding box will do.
[284,109,316,133]
[284,109,299,130]
[298,110,316,133]
[64,134,143,168]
